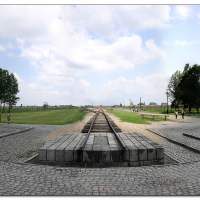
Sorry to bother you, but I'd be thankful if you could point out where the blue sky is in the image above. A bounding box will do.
[0,5,200,106]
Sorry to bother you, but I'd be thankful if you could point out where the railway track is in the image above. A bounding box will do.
[81,110,125,146]
[82,111,121,133]
[38,109,164,167]
[80,110,125,163]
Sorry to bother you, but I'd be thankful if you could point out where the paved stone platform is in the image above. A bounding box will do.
[149,123,200,153]
[0,124,33,138]
[1,160,200,195]
[38,132,164,166]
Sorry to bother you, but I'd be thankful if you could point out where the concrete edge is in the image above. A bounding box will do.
[183,133,200,141]
[0,127,34,139]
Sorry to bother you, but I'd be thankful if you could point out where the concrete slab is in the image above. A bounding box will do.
[39,132,164,166]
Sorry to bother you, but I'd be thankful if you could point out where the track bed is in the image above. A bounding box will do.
[38,110,164,167]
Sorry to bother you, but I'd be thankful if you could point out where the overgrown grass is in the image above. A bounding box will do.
[1,108,86,125]
[107,108,151,124]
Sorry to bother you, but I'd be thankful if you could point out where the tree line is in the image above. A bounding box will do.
[167,64,200,112]
[0,68,19,122]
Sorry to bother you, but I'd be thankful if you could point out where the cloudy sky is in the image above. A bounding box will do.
[0,5,200,106]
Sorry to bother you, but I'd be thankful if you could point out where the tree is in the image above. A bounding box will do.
[177,64,200,112]
[149,102,157,106]
[167,64,200,112]
[43,102,48,110]
[0,68,8,122]
[0,68,19,122]
[167,70,182,107]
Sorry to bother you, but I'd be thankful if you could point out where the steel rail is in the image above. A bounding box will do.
[103,112,126,150]
[80,111,99,150]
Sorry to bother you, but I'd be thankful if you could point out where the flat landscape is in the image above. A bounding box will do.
[0,108,200,195]
[1,4,200,197]
[107,108,165,124]
[1,108,86,125]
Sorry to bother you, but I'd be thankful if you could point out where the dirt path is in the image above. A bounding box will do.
[47,112,94,140]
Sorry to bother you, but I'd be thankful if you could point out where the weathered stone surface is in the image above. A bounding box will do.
[64,134,84,162]
[39,132,164,165]
[55,134,78,162]
[149,121,200,153]
[46,135,72,161]
[2,159,200,195]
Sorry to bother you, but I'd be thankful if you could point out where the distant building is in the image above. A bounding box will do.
[149,102,157,106]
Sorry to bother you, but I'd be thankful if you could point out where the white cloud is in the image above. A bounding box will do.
[163,39,200,48]
[175,6,191,19]
[0,5,171,40]
[0,6,62,38]
[17,72,169,106]
[62,5,171,38]
[0,43,16,53]
[197,12,200,19]
[174,40,194,47]
[19,30,164,73]
[0,5,172,105]
[0,45,5,52]
[98,74,169,105]
[0,5,169,72]
[17,72,92,106]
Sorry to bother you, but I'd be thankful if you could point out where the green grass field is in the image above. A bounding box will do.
[1,108,86,125]
[107,108,151,124]
[144,107,174,114]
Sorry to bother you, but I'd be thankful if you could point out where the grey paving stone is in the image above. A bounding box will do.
[0,124,59,163]
[1,160,200,195]
[149,120,200,153]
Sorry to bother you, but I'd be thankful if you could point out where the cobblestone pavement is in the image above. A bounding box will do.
[0,113,92,163]
[149,118,200,152]
[0,114,200,195]
[1,160,200,195]
[137,127,200,164]
[0,125,59,163]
